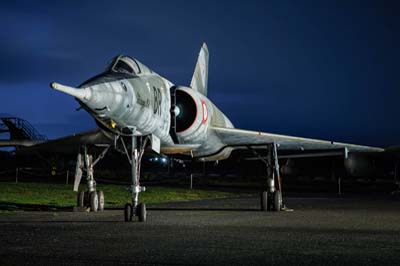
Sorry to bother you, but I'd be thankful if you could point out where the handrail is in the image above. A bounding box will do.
[0,117,47,140]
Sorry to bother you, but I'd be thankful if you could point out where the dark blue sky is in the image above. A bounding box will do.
[0,0,399,147]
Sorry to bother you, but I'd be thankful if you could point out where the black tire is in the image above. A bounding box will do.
[260,191,268,211]
[97,190,105,211]
[267,194,273,211]
[84,191,89,206]
[273,191,282,212]
[124,203,132,222]
[137,203,147,222]
[77,191,85,207]
[89,191,99,212]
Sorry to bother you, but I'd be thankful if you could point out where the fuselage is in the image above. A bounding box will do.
[77,55,234,160]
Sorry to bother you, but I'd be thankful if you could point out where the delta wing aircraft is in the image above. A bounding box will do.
[2,43,384,222]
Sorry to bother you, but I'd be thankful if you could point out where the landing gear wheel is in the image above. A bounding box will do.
[97,190,104,211]
[260,191,268,211]
[124,203,132,222]
[273,191,282,212]
[90,191,99,212]
[137,203,147,222]
[77,191,85,207]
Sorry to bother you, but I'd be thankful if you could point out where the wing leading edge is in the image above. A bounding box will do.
[212,126,384,153]
[12,129,112,154]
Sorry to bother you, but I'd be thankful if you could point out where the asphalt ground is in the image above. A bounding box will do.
[1,195,400,266]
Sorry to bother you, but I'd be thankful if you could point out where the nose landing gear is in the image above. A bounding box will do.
[120,134,150,222]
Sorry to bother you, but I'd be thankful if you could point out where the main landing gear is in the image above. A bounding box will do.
[120,134,149,222]
[74,145,109,212]
[77,190,105,212]
[260,143,285,212]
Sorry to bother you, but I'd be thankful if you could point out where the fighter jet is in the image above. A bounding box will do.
[1,43,384,222]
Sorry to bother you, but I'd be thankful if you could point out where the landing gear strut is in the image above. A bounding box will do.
[74,145,109,212]
[121,134,149,222]
[260,143,284,212]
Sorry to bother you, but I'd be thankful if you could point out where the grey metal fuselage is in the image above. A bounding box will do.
[78,56,233,160]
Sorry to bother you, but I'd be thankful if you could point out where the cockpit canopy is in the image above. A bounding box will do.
[79,54,153,88]
[108,55,141,75]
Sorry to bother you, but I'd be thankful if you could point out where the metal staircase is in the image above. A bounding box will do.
[0,117,47,140]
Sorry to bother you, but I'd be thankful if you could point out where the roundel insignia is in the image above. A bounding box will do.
[201,100,208,124]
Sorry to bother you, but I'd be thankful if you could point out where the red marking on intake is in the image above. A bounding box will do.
[201,100,208,124]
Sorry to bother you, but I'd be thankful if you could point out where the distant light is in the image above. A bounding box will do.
[149,156,168,165]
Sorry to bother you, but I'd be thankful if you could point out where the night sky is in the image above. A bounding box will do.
[0,0,399,147]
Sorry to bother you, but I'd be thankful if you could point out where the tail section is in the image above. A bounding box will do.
[190,43,209,96]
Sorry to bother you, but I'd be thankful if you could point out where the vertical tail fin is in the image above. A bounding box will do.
[190,43,209,96]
